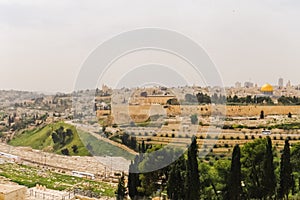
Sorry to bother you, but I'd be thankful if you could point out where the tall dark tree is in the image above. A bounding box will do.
[228,144,242,200]
[116,173,126,200]
[260,110,265,119]
[167,156,186,200]
[278,139,292,200]
[141,140,146,153]
[185,136,200,200]
[128,156,141,200]
[262,136,276,199]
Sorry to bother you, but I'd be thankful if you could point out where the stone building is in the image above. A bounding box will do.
[0,184,27,200]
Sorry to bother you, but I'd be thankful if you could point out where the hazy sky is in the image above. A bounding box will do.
[0,0,299,92]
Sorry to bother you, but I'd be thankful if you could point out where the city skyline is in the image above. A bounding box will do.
[1,0,300,92]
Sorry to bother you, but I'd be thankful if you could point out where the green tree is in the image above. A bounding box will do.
[260,110,265,119]
[262,136,276,199]
[141,140,146,153]
[213,159,231,199]
[241,138,266,199]
[185,136,200,199]
[167,156,186,200]
[190,114,198,125]
[61,148,69,155]
[228,144,242,200]
[128,158,140,200]
[278,139,292,199]
[116,173,126,200]
[71,145,78,153]
[288,142,300,196]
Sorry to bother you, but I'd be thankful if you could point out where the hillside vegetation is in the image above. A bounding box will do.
[9,122,134,159]
[9,122,90,156]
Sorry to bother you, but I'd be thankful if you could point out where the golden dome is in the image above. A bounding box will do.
[261,83,273,92]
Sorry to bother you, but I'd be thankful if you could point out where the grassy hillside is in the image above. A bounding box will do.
[78,130,135,160]
[9,121,135,160]
[9,122,90,156]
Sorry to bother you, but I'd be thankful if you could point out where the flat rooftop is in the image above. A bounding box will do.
[0,184,26,194]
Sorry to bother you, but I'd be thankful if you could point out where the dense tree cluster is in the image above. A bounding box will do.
[51,126,73,146]
[166,98,180,105]
[121,133,137,151]
[227,95,274,105]
[184,93,283,105]
[196,93,212,104]
[122,137,300,200]
[51,126,74,155]
[278,96,300,105]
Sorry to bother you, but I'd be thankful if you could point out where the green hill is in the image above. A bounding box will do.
[77,130,134,160]
[9,122,135,160]
[9,122,90,156]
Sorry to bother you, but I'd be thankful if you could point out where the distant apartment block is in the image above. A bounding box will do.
[244,81,254,88]
[235,81,242,88]
[278,78,284,88]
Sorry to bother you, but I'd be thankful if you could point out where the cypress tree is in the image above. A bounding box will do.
[260,110,265,119]
[228,144,242,200]
[141,140,146,153]
[167,156,186,200]
[116,173,126,200]
[278,139,292,199]
[185,136,200,200]
[128,157,140,200]
[262,136,276,199]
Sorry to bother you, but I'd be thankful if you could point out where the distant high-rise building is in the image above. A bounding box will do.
[235,82,241,88]
[286,80,291,87]
[278,78,284,88]
[244,81,254,88]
